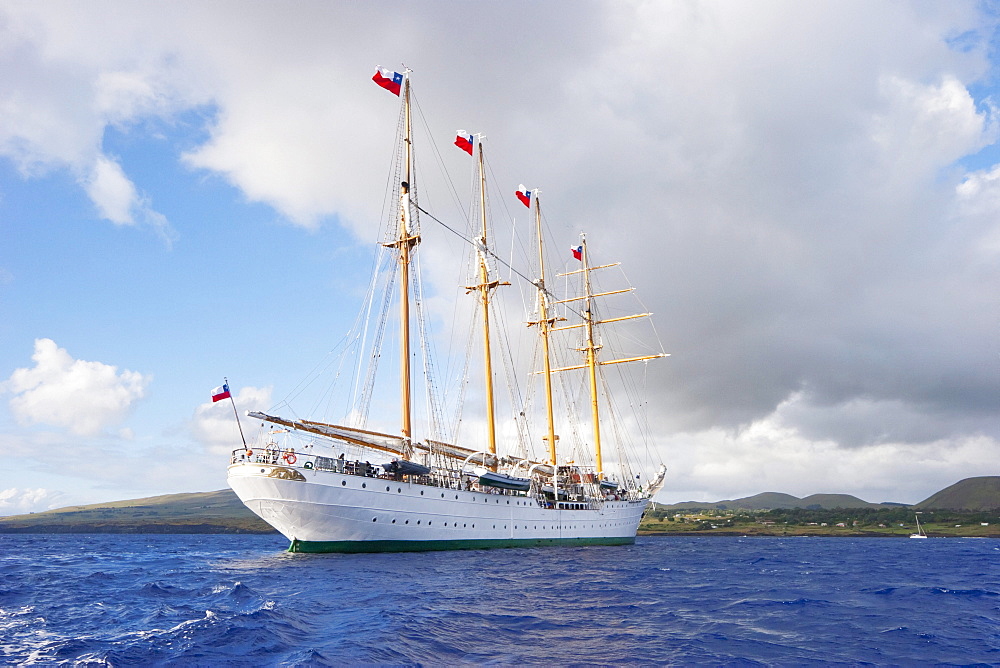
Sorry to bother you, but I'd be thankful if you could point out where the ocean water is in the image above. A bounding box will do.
[0,534,996,666]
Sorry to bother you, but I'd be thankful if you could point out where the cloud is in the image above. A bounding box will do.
[191,384,273,455]
[0,3,189,234]
[0,487,69,516]
[659,422,1000,506]
[1,2,999,503]
[3,339,151,436]
[81,154,176,246]
[83,154,139,224]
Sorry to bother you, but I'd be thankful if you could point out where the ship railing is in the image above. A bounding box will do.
[229,448,529,496]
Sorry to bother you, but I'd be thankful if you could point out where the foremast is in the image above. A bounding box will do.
[381,72,419,444]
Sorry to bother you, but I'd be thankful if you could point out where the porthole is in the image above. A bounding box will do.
[362,483,366,489]
[455,495,459,499]
[420,491,424,496]
[441,493,445,498]
[463,523,467,527]
[341,481,346,486]
[428,521,432,525]
[372,518,377,522]
[417,520,421,525]
[398,488,402,493]
[386,486,390,491]
[405,520,409,525]
[391,519,396,524]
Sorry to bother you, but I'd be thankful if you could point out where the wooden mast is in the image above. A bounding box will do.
[554,239,669,477]
[396,74,419,442]
[472,141,504,466]
[533,195,559,465]
[579,236,605,477]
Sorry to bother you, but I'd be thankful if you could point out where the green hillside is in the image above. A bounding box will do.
[656,491,881,511]
[2,476,997,533]
[915,476,1000,511]
[0,489,277,534]
[798,493,879,509]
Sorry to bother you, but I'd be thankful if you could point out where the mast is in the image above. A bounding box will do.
[579,236,605,477]
[469,140,505,466]
[554,237,670,479]
[533,196,559,465]
[395,75,419,441]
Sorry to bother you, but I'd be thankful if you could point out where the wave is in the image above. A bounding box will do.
[1,534,997,665]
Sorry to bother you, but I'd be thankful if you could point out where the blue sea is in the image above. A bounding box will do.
[0,534,997,666]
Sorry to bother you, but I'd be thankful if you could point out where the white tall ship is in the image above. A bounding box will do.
[228,69,667,553]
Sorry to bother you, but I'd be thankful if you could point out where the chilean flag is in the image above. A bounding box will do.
[372,67,403,96]
[455,132,474,155]
[571,245,583,261]
[516,184,531,208]
[211,383,231,403]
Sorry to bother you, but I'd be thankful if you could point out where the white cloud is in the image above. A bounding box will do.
[1,2,999,504]
[3,339,151,436]
[658,422,1000,506]
[0,4,189,233]
[83,154,139,225]
[0,487,69,516]
[872,75,991,180]
[191,384,273,455]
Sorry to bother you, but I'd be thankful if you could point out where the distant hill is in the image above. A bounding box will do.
[798,493,879,509]
[915,476,1000,511]
[0,489,277,534]
[656,477,1000,512]
[658,492,886,512]
[4,476,997,533]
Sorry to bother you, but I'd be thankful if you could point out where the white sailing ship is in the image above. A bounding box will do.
[227,69,667,553]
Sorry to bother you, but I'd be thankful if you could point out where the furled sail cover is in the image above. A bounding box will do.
[246,411,409,457]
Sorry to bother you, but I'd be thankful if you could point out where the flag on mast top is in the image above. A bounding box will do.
[372,67,403,96]
[211,383,232,402]
[454,131,474,155]
[516,184,531,208]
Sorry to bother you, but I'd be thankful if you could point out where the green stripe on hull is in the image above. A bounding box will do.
[288,535,635,553]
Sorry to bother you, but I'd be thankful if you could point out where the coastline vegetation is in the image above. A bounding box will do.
[639,507,1000,537]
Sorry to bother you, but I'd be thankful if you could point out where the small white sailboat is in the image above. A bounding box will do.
[227,68,668,553]
[909,513,928,539]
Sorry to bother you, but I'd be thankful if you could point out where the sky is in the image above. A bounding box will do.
[2,0,999,515]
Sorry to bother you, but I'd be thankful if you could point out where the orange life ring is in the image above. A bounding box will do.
[283,452,297,465]
[246,449,253,458]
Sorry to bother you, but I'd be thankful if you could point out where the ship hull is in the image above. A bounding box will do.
[228,461,648,553]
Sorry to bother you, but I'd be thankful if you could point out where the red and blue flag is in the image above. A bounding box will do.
[211,383,231,403]
[455,132,474,155]
[372,67,403,96]
[516,184,531,208]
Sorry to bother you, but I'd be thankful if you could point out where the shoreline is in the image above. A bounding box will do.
[638,529,1000,538]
